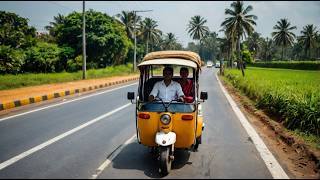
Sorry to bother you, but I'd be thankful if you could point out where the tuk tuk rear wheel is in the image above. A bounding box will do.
[194,135,202,151]
[159,146,172,175]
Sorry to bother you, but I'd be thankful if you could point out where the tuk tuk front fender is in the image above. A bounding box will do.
[155,132,176,146]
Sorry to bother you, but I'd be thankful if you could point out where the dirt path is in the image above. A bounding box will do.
[0,74,139,103]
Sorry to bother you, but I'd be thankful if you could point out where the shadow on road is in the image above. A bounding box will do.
[111,141,191,178]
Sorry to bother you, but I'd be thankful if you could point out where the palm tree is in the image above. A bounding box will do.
[260,37,275,61]
[202,32,220,61]
[45,13,65,37]
[163,33,177,50]
[139,18,162,54]
[221,1,257,76]
[300,24,318,59]
[271,18,296,60]
[187,15,209,58]
[116,11,142,41]
[247,32,261,60]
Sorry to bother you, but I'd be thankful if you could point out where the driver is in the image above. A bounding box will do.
[148,66,185,102]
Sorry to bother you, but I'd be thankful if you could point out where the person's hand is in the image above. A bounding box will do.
[178,96,185,103]
[148,95,155,102]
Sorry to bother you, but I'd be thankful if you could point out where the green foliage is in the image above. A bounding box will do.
[67,55,83,72]
[0,11,36,49]
[242,50,254,64]
[53,9,132,67]
[0,63,136,90]
[23,42,61,73]
[224,67,320,137]
[0,45,25,74]
[251,61,320,70]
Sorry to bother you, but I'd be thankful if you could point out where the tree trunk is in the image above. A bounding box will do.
[281,46,284,61]
[238,34,245,77]
[146,38,149,54]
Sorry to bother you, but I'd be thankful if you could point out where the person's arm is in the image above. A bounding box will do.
[176,82,185,102]
[148,82,159,102]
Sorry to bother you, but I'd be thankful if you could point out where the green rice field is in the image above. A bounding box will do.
[222,67,320,138]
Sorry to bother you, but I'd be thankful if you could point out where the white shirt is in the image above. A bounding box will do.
[150,80,184,102]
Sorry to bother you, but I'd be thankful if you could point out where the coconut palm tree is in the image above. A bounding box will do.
[300,24,318,59]
[187,15,209,58]
[202,32,220,61]
[116,11,141,41]
[139,17,162,54]
[221,1,257,76]
[271,18,296,60]
[247,32,261,60]
[45,13,65,37]
[162,32,177,50]
[260,37,275,61]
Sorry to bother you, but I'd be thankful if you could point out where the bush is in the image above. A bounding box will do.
[0,45,25,74]
[250,61,320,70]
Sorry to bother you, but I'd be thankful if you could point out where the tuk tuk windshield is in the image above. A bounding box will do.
[138,102,195,113]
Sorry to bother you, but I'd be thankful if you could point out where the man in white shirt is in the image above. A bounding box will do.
[148,66,185,102]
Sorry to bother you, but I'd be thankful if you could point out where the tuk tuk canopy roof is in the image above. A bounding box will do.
[139,51,202,68]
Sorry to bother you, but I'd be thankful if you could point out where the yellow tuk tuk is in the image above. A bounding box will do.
[127,50,208,175]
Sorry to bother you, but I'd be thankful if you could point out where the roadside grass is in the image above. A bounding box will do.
[222,67,320,144]
[0,64,138,90]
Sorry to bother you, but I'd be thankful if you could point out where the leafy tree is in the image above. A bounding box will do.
[51,9,132,67]
[23,42,61,73]
[272,18,296,60]
[299,24,318,59]
[0,11,36,49]
[0,45,25,74]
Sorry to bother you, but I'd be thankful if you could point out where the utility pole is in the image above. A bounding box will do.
[132,10,153,72]
[82,1,86,79]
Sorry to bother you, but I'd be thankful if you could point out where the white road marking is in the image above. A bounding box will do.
[90,134,136,179]
[215,72,289,179]
[0,103,132,171]
[0,82,138,122]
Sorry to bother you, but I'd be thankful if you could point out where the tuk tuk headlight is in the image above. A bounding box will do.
[160,114,171,125]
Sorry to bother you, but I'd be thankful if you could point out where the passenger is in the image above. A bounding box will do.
[148,66,185,102]
[178,67,194,103]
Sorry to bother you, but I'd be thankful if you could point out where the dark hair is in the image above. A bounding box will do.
[180,67,189,73]
[163,66,173,75]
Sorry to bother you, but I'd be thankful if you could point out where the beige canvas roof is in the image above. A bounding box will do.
[140,50,202,68]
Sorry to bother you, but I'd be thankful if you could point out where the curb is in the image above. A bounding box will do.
[0,77,139,111]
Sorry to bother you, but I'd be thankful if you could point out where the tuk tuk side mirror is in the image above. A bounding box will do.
[127,92,135,103]
[200,91,208,101]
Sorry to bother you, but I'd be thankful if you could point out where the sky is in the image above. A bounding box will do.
[1,1,320,48]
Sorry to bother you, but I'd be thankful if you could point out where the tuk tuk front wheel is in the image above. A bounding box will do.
[159,146,172,175]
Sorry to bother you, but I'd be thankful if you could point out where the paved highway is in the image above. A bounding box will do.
[0,68,285,178]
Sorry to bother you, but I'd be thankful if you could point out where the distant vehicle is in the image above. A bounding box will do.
[207,61,213,67]
[215,62,220,68]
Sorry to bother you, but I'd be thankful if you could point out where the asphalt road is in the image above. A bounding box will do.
[0,67,275,179]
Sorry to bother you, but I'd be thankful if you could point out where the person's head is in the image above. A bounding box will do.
[163,66,173,81]
[180,67,189,79]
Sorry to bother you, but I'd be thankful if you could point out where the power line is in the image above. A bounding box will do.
[47,1,74,11]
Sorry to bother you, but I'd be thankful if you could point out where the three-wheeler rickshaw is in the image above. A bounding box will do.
[127,50,208,175]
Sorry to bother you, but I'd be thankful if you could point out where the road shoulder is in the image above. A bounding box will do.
[218,73,320,179]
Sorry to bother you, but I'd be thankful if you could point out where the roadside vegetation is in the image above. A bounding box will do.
[249,61,320,70]
[0,64,137,90]
[222,67,320,141]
